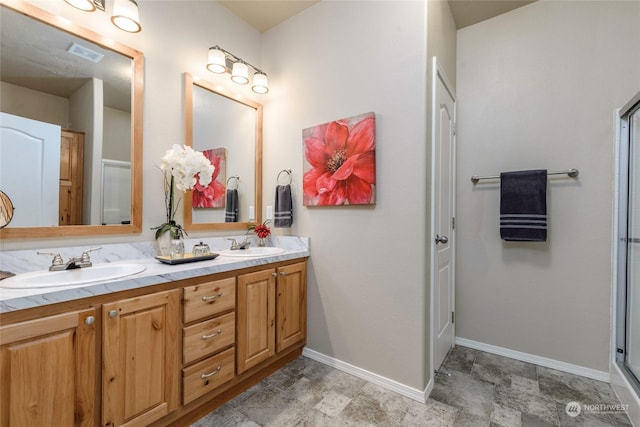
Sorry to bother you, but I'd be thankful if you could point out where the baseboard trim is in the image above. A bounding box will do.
[455,337,610,383]
[302,347,429,403]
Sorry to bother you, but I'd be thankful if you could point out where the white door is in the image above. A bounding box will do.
[431,58,456,373]
[0,113,61,227]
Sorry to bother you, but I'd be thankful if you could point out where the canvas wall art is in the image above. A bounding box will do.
[302,112,376,206]
[192,147,226,208]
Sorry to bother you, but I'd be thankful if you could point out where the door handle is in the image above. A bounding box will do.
[435,234,448,245]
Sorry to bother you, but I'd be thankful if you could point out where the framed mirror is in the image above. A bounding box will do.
[0,0,143,239]
[183,73,262,231]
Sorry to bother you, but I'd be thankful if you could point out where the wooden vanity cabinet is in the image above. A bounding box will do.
[0,308,97,427]
[181,278,236,404]
[237,261,307,374]
[102,290,181,427]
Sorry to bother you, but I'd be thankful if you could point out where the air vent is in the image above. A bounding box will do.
[67,43,104,63]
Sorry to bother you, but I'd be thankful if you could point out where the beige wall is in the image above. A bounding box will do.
[0,81,69,127]
[261,0,430,389]
[103,107,131,162]
[455,0,640,372]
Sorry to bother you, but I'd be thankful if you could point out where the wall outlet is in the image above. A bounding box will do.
[249,205,255,221]
[266,206,273,220]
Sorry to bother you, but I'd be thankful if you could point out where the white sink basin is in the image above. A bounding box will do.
[218,247,285,257]
[0,263,147,289]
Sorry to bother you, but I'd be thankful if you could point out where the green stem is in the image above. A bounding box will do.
[168,175,175,222]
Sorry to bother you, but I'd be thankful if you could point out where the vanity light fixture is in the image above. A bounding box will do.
[207,45,269,94]
[64,0,142,33]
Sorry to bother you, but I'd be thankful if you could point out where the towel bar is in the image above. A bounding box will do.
[471,168,579,184]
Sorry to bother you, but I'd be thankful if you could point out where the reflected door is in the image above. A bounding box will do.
[0,112,61,227]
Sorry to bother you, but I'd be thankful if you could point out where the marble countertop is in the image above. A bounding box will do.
[0,236,309,314]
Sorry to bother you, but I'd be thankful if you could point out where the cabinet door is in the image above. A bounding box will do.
[237,269,275,374]
[276,262,307,352]
[0,308,97,427]
[102,290,180,427]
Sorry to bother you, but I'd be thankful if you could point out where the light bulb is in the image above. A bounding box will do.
[207,47,226,73]
[231,62,249,85]
[111,0,141,33]
[252,72,269,94]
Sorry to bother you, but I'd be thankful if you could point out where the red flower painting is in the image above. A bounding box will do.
[303,112,376,206]
[192,148,226,208]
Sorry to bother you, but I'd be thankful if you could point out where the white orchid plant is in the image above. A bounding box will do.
[153,144,214,240]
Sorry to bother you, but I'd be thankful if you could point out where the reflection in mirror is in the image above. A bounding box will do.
[184,73,262,231]
[0,1,143,239]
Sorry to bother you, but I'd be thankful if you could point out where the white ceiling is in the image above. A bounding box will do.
[219,0,537,32]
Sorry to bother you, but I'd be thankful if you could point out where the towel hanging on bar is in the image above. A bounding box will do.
[274,169,293,228]
[500,170,547,242]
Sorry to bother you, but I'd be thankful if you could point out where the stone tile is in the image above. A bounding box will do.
[303,358,336,382]
[490,402,522,427]
[314,389,352,417]
[430,371,496,419]
[512,374,541,395]
[496,384,559,425]
[401,398,458,426]
[441,345,479,374]
[555,402,632,426]
[295,408,344,427]
[285,376,327,406]
[472,352,538,385]
[454,410,491,426]
[317,369,367,398]
[521,412,558,427]
[339,382,413,426]
[226,381,277,408]
[537,366,620,407]
[234,384,309,426]
[264,366,303,391]
[189,404,260,427]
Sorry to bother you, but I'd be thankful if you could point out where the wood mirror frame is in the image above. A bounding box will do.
[183,73,262,231]
[0,0,143,239]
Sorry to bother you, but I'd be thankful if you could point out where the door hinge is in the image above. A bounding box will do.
[452,312,455,323]
[452,217,455,230]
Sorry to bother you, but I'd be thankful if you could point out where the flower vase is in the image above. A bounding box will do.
[257,237,267,247]
[169,237,185,259]
[155,230,172,256]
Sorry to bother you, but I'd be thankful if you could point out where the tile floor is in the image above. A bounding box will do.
[191,346,633,426]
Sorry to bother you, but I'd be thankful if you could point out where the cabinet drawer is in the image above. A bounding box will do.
[183,278,235,323]
[182,347,235,404]
[183,312,235,364]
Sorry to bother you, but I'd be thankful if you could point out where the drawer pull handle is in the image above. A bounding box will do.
[201,365,221,379]
[201,329,222,340]
[201,293,223,302]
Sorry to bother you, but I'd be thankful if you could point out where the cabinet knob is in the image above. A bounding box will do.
[271,272,278,277]
[280,271,286,276]
[85,316,95,325]
[108,310,118,318]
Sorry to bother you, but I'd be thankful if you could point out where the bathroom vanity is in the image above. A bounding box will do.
[0,239,308,427]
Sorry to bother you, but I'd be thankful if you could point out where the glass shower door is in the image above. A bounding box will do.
[620,94,640,389]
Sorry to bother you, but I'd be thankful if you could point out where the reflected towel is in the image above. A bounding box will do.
[274,184,293,228]
[225,189,239,222]
[500,169,547,242]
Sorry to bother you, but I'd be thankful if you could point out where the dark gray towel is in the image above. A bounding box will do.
[274,184,293,228]
[225,189,239,222]
[500,169,547,242]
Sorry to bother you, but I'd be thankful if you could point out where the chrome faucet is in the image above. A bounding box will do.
[226,238,250,250]
[38,247,102,271]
